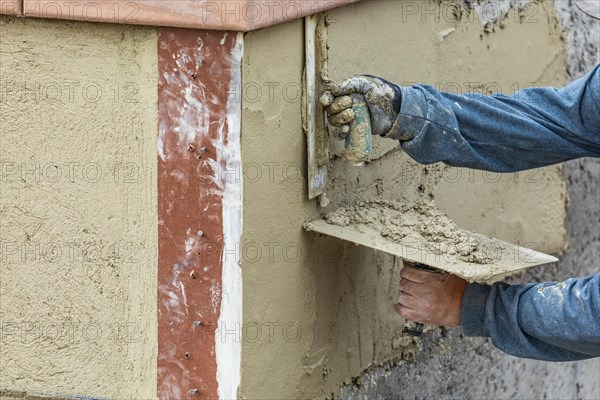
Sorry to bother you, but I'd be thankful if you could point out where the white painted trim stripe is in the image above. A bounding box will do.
[216,32,244,400]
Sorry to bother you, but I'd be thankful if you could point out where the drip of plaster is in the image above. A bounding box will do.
[215,32,244,400]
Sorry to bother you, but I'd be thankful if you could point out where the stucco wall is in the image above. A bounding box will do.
[340,0,600,399]
[0,17,158,399]
[241,19,325,399]
[240,0,573,399]
[0,0,594,398]
[325,0,567,254]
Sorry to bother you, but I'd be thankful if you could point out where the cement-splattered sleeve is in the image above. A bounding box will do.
[460,273,600,361]
[393,64,600,172]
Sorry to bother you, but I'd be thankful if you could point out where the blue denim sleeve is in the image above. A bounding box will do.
[393,65,600,172]
[460,273,600,361]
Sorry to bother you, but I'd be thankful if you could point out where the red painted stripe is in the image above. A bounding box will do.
[157,28,236,399]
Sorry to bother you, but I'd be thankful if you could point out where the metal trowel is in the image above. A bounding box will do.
[304,211,558,282]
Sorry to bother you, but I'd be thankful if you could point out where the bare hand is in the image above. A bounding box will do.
[395,265,468,327]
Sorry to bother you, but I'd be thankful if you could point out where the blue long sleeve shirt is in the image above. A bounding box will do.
[394,65,600,361]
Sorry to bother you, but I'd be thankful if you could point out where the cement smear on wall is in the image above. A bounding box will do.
[321,0,568,396]
[325,0,568,255]
[555,0,600,80]
[341,1,600,399]
[0,17,158,398]
[240,0,569,399]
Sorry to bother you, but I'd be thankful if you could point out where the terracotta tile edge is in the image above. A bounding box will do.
[19,0,361,31]
[0,0,22,16]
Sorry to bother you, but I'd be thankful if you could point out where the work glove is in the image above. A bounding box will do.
[321,75,407,140]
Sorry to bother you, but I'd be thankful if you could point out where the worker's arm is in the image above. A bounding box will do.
[397,267,600,361]
[326,65,600,172]
[461,274,600,361]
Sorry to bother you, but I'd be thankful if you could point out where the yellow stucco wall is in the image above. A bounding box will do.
[0,17,158,399]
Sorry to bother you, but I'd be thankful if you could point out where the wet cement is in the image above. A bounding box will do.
[325,200,504,264]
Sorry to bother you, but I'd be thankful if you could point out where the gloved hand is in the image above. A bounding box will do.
[320,75,405,140]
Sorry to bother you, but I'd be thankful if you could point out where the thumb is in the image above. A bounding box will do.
[326,76,373,96]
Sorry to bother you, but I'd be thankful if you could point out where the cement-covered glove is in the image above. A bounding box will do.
[321,75,407,140]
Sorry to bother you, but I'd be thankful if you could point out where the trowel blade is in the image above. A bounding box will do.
[304,219,558,282]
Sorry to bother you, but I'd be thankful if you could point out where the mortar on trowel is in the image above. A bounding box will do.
[304,92,558,337]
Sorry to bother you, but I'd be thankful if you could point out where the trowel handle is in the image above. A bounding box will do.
[402,262,443,337]
[403,322,425,337]
[344,93,373,165]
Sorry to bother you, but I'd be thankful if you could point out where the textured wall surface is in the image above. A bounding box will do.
[0,0,596,398]
[240,19,328,399]
[325,0,568,254]
[340,0,600,398]
[239,0,579,399]
[0,17,158,398]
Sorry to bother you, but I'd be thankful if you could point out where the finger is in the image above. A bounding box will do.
[397,291,418,309]
[329,76,372,96]
[400,265,437,283]
[395,304,417,321]
[399,278,419,296]
[400,266,428,283]
[326,95,353,115]
[320,92,335,107]
[341,125,351,135]
[328,108,355,126]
